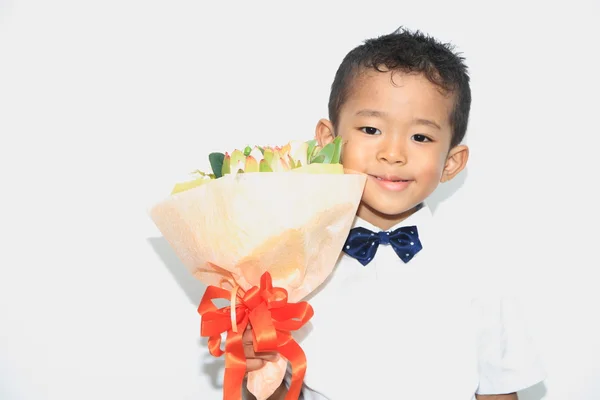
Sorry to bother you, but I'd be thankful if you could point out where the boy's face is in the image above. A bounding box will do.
[316,69,468,230]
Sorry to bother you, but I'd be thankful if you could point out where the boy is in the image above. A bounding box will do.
[243,27,545,399]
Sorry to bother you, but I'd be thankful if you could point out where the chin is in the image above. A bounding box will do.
[364,200,421,218]
[383,207,419,218]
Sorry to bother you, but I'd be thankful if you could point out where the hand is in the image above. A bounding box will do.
[243,324,280,373]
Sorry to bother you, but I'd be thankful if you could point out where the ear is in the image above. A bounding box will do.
[440,144,469,183]
[315,118,335,147]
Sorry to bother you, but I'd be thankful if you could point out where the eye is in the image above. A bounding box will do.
[412,134,432,142]
[360,127,381,135]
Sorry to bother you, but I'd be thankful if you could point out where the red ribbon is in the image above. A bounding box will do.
[198,272,314,400]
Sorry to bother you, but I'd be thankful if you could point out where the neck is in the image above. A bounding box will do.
[357,203,421,230]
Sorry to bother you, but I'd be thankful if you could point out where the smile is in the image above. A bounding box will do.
[369,175,412,191]
[375,177,408,182]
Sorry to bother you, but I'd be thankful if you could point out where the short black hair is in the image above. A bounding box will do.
[328,27,471,148]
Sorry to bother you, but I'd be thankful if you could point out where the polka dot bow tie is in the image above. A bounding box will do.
[342,226,423,266]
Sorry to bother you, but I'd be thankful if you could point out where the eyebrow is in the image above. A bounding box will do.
[356,109,442,130]
[355,109,388,118]
[412,118,442,130]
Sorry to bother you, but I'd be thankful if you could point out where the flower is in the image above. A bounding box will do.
[170,137,342,195]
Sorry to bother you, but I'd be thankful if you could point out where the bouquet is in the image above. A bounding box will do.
[149,137,366,399]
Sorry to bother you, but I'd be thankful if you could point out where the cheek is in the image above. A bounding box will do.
[339,139,365,168]
[416,154,446,182]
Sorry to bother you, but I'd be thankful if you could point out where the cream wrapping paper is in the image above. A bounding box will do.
[150,169,366,399]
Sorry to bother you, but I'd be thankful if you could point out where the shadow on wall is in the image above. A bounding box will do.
[427,166,468,213]
[147,236,206,306]
[147,236,225,389]
[518,381,548,400]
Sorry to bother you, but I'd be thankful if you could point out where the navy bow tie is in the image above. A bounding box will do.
[342,225,422,266]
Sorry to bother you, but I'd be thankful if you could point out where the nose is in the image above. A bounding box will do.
[376,136,406,164]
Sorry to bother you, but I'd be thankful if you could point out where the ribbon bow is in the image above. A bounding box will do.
[198,272,313,400]
[342,225,423,266]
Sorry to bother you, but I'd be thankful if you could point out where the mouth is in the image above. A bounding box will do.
[372,175,410,182]
[369,175,412,191]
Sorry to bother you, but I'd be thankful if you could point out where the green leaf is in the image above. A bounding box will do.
[243,146,252,156]
[310,154,326,163]
[190,169,210,177]
[331,136,342,164]
[209,152,225,178]
[316,141,335,164]
[257,146,265,155]
[306,139,317,162]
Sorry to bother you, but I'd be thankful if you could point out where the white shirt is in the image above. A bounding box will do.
[280,203,545,399]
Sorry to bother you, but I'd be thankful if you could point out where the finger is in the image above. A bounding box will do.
[243,340,257,358]
[254,351,279,362]
[242,325,279,360]
[245,358,265,372]
[243,339,279,360]
[242,326,254,345]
